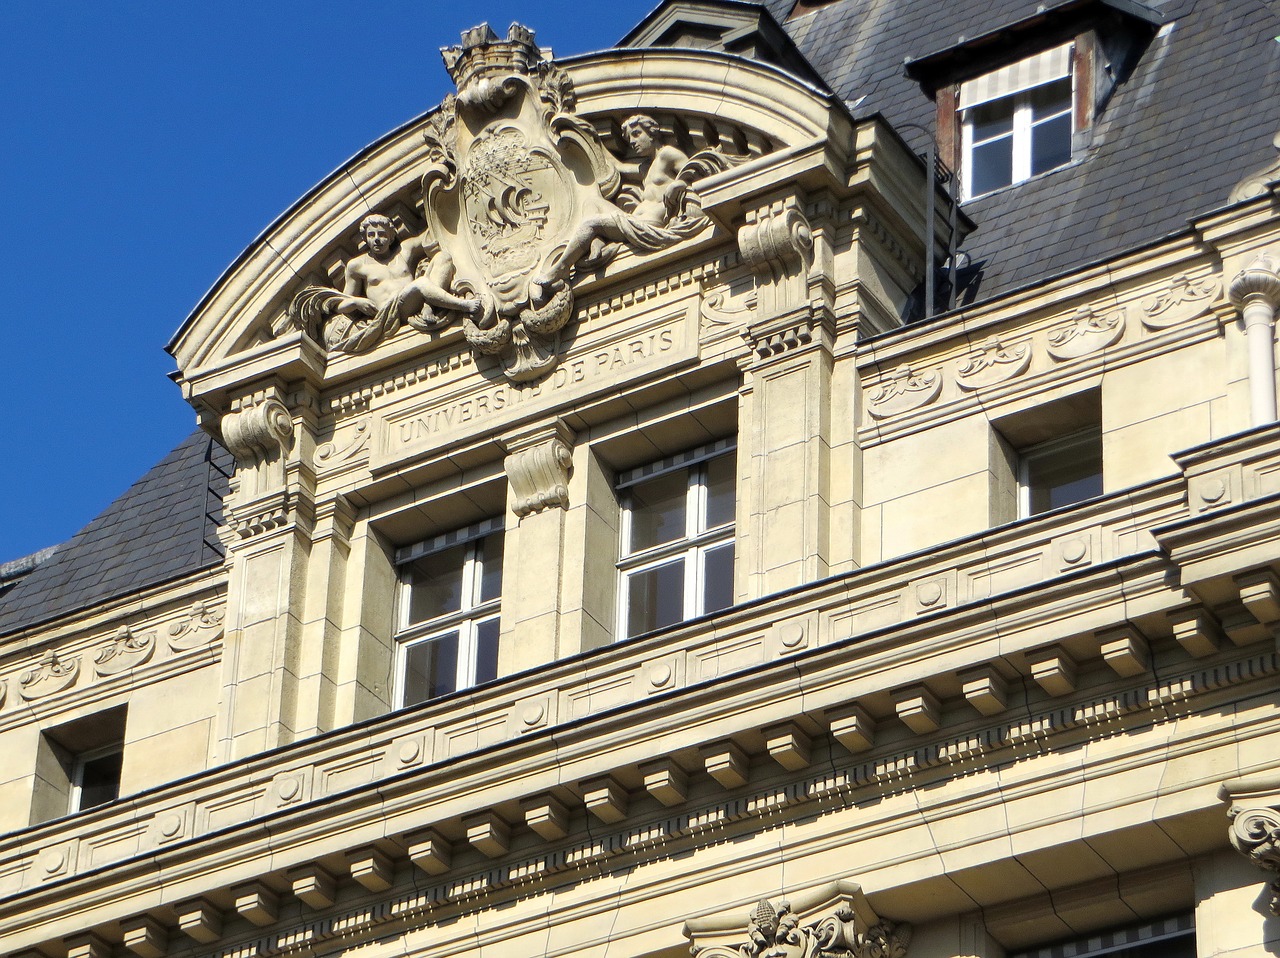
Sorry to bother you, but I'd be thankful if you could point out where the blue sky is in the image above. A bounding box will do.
[1,1,656,564]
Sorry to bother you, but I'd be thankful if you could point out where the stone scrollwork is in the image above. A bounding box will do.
[503,423,574,518]
[1222,775,1280,915]
[221,397,294,472]
[19,651,80,701]
[221,393,295,529]
[690,894,912,958]
[1141,274,1221,330]
[866,364,942,419]
[94,626,156,677]
[283,23,741,383]
[169,600,226,652]
[739,196,815,319]
[954,338,1032,392]
[1045,306,1125,360]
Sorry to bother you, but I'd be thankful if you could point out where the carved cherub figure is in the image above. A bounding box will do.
[288,213,482,354]
[530,114,732,303]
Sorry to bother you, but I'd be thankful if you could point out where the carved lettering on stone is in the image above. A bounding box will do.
[692,897,912,958]
[866,365,942,419]
[94,626,156,677]
[1045,306,1125,360]
[169,600,226,652]
[954,338,1031,391]
[1141,274,1221,330]
[19,651,80,701]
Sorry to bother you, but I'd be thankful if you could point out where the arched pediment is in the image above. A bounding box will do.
[168,28,851,401]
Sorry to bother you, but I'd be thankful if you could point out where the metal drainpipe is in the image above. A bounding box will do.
[1229,252,1280,427]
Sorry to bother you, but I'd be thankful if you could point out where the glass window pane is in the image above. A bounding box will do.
[1026,433,1102,515]
[77,750,122,811]
[628,469,689,553]
[1031,112,1072,175]
[1029,78,1072,119]
[969,135,1014,197]
[968,99,1015,142]
[702,542,735,615]
[474,617,500,685]
[405,543,467,623]
[477,534,504,603]
[626,558,686,637]
[703,453,736,531]
[402,631,460,705]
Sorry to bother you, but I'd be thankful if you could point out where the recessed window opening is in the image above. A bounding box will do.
[962,44,1074,199]
[1019,426,1103,517]
[617,439,736,640]
[70,743,124,813]
[1009,913,1194,958]
[395,519,503,707]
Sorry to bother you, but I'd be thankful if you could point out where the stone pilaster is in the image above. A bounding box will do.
[736,193,837,599]
[214,383,318,760]
[498,420,575,675]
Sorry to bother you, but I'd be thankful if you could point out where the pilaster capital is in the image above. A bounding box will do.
[1220,772,1280,915]
[1228,251,1280,313]
[221,387,295,470]
[501,419,575,518]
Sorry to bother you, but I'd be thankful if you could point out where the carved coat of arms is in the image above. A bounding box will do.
[284,23,736,382]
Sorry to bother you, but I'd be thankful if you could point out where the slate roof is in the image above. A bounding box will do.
[0,431,231,638]
[779,0,1280,304]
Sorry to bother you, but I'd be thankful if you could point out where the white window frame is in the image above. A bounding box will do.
[616,440,736,640]
[394,519,503,707]
[1017,426,1102,518]
[68,742,123,814]
[961,51,1075,200]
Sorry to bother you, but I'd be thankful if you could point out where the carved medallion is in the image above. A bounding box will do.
[282,23,737,382]
[1141,274,1221,330]
[866,365,942,419]
[19,651,79,701]
[1045,306,1125,360]
[954,338,1031,391]
[94,626,156,677]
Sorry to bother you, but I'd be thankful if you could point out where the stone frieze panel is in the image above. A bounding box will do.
[372,305,696,471]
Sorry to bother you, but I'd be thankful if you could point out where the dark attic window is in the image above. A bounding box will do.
[905,0,1161,201]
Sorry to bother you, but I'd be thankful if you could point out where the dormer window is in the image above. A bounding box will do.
[960,44,1075,199]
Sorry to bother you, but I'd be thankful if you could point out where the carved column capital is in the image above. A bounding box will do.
[738,195,816,322]
[685,881,911,958]
[221,395,294,470]
[1221,773,1280,915]
[501,420,575,518]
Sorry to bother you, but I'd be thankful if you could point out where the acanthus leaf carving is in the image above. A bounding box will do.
[94,626,156,677]
[953,338,1032,391]
[1045,306,1125,360]
[169,600,226,652]
[222,392,295,535]
[1141,274,1221,330]
[19,650,80,701]
[1226,801,1280,915]
[866,364,942,419]
[281,23,742,383]
[690,895,912,958]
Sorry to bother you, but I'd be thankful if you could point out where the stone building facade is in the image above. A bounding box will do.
[4,2,1280,958]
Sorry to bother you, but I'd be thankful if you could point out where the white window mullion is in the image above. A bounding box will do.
[1012,97,1033,183]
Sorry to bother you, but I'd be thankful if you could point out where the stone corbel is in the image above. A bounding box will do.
[502,421,575,519]
[738,195,816,322]
[1229,252,1280,427]
[220,387,296,537]
[685,880,911,958]
[1220,772,1280,915]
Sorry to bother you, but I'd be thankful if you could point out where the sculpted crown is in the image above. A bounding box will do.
[441,22,545,94]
